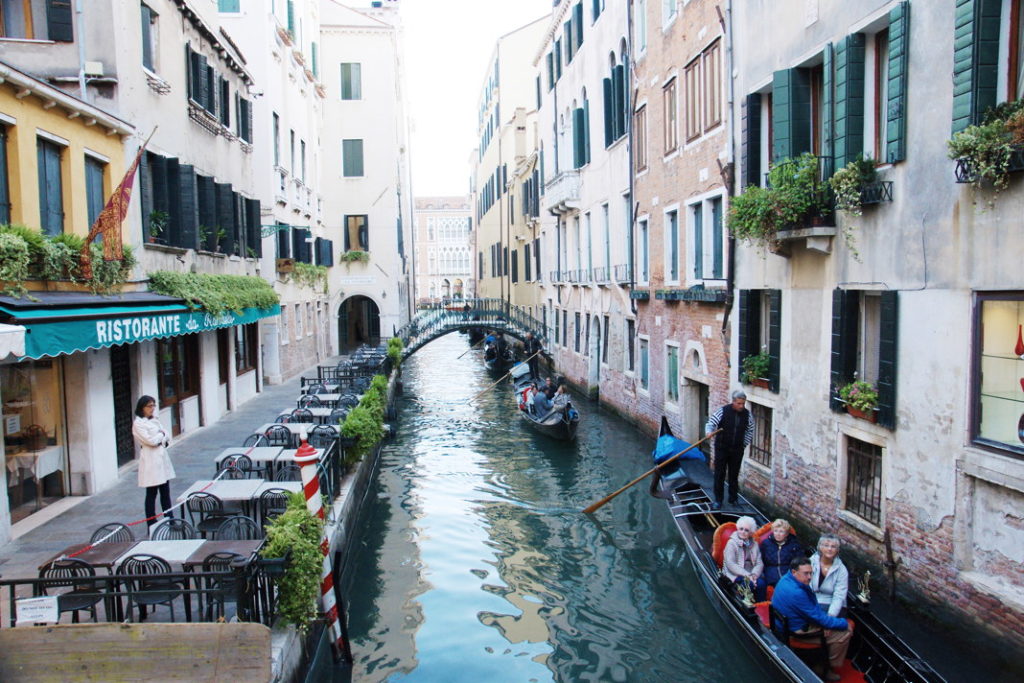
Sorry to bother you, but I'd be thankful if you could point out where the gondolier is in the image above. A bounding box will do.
[523,332,542,379]
[705,390,754,509]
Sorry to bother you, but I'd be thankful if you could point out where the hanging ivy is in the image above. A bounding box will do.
[291,262,328,293]
[0,224,135,295]
[147,271,279,314]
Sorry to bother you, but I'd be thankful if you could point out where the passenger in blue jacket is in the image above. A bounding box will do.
[759,519,804,586]
[772,557,852,681]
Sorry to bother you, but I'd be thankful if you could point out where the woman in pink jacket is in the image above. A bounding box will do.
[722,515,767,601]
[132,395,176,530]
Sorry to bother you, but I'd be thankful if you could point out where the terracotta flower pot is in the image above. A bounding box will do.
[846,405,877,423]
[752,378,770,389]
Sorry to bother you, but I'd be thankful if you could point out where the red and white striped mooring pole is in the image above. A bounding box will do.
[294,432,348,661]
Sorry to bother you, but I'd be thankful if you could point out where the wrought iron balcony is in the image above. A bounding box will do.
[543,170,581,214]
[764,155,836,231]
[954,145,1024,184]
[859,180,894,205]
[613,264,632,283]
[549,269,563,283]
[591,266,609,283]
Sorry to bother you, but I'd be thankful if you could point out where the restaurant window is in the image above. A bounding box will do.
[235,323,258,374]
[37,137,64,236]
[844,436,883,526]
[344,214,369,251]
[639,337,650,391]
[973,294,1024,456]
[749,403,772,467]
[1,358,69,521]
[666,343,679,403]
[156,335,199,436]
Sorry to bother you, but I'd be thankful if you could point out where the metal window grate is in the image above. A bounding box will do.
[845,437,883,525]
[749,403,772,467]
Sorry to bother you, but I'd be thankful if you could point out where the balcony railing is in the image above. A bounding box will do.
[543,170,581,213]
[954,145,1024,184]
[613,264,632,283]
[764,155,836,231]
[859,180,894,205]
[591,266,609,283]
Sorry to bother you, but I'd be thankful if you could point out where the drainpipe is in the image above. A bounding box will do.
[76,0,88,101]
[627,0,637,316]
[721,0,736,350]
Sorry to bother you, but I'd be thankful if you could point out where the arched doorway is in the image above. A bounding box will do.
[338,295,381,353]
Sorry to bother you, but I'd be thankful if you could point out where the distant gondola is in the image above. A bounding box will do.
[652,418,945,683]
[482,334,514,371]
[513,368,580,441]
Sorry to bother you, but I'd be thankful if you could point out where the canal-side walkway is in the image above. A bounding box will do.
[0,356,341,581]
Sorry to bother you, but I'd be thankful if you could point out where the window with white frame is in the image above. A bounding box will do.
[636,0,648,52]
[662,0,677,26]
[689,195,725,281]
[666,343,679,403]
[664,209,679,283]
[684,39,722,142]
[635,104,648,171]
[663,78,678,153]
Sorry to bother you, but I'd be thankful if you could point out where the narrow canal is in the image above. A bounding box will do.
[342,334,771,682]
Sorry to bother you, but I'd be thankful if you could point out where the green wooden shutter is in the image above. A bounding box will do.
[287,0,295,36]
[737,290,753,381]
[877,290,899,429]
[692,203,703,280]
[768,289,782,393]
[564,22,573,62]
[612,65,626,140]
[37,141,63,235]
[886,1,910,162]
[555,40,562,79]
[178,165,198,250]
[197,54,209,110]
[583,98,591,164]
[138,152,153,239]
[829,289,859,411]
[742,93,761,187]
[822,42,834,170]
[185,45,194,99]
[546,53,555,90]
[574,2,584,49]
[772,68,812,161]
[603,77,614,146]
[197,175,216,249]
[46,0,74,42]
[214,183,235,255]
[246,198,262,257]
[952,0,1002,133]
[163,157,181,247]
[311,42,319,78]
[834,34,866,170]
[711,198,723,278]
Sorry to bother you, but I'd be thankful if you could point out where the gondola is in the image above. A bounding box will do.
[483,339,514,371]
[652,418,944,683]
[468,327,485,345]
[512,369,580,441]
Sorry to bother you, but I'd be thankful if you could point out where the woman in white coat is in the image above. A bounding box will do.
[810,533,849,618]
[132,395,176,529]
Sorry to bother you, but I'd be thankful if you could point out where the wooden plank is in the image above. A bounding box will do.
[0,623,271,681]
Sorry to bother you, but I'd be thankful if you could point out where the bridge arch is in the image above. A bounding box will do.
[396,298,548,359]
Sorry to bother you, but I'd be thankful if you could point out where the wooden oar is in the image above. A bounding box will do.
[468,349,543,402]
[582,430,721,515]
[457,337,485,359]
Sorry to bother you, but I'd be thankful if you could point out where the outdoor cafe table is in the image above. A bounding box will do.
[176,479,265,516]
[277,407,335,424]
[39,542,140,572]
[254,422,320,444]
[180,539,265,570]
[296,393,341,409]
[301,381,340,394]
[213,446,283,473]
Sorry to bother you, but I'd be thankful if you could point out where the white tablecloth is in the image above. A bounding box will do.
[115,539,206,567]
[175,479,265,504]
[5,445,62,479]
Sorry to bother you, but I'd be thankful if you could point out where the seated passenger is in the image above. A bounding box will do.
[533,388,554,414]
[722,515,767,602]
[773,557,851,681]
[759,518,804,586]
[810,534,849,618]
[542,377,556,399]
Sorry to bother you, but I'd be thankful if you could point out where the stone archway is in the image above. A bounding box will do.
[338,295,381,353]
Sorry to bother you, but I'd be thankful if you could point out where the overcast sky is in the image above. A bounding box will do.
[401,0,552,198]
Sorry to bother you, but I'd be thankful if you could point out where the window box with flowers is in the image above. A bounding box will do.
[949,99,1024,198]
[741,351,771,389]
[838,380,879,423]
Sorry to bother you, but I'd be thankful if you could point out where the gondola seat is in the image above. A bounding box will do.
[754,522,774,543]
[711,522,737,568]
[753,601,771,628]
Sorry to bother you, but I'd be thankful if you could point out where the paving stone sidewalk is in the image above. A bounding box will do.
[0,356,342,580]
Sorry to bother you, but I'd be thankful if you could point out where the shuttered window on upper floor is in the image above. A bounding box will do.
[340,63,362,100]
[1,0,73,42]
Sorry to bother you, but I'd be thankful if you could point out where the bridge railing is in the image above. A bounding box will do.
[395,298,549,356]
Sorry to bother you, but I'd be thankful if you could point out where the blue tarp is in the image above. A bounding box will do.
[652,435,702,465]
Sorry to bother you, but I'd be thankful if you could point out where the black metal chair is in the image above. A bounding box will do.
[121,554,186,622]
[150,517,198,540]
[274,414,291,424]
[243,433,268,448]
[328,408,348,425]
[214,515,261,541]
[338,394,360,408]
[768,605,831,674]
[200,551,243,621]
[264,425,295,448]
[308,383,327,395]
[298,394,322,408]
[38,558,103,623]
[89,522,134,544]
[308,424,338,450]
[274,463,302,482]
[219,453,256,480]
[290,408,315,423]
[258,487,290,530]
[186,492,229,538]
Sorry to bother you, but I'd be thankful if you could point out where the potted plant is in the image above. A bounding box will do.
[260,492,323,630]
[948,98,1024,196]
[839,379,879,422]
[198,225,212,251]
[829,155,878,217]
[741,351,771,388]
[148,210,169,243]
[214,228,227,253]
[340,250,369,263]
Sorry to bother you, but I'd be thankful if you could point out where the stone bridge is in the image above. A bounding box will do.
[395,298,547,358]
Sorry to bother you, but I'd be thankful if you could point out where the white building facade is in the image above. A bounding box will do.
[414,196,473,305]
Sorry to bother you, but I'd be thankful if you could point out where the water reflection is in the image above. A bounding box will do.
[343,334,768,682]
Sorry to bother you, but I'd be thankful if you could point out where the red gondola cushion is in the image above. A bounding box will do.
[711,522,737,568]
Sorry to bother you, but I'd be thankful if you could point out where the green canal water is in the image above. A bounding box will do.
[342,334,771,682]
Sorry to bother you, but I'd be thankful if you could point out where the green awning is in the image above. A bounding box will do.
[0,293,280,359]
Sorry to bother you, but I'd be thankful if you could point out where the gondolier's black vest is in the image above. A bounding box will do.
[714,405,750,453]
